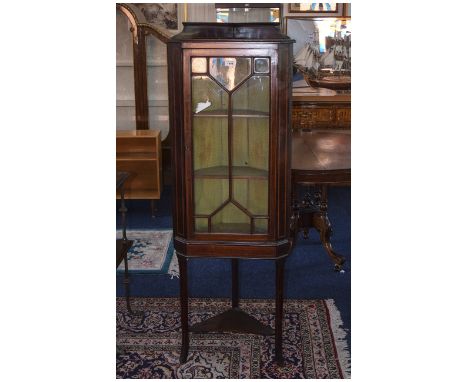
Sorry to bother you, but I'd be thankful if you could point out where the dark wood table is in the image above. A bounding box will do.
[291,130,351,270]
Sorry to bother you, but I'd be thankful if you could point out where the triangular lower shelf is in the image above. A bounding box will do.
[189,308,274,335]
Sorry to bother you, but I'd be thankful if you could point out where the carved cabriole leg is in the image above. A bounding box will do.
[312,185,345,271]
[178,253,189,363]
[295,182,346,271]
[300,185,319,240]
[275,257,285,366]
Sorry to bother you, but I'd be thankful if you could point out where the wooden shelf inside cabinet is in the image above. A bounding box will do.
[116,130,162,200]
[116,100,136,107]
[213,222,252,234]
[194,166,268,180]
[194,110,269,118]
[206,223,268,234]
[116,152,158,161]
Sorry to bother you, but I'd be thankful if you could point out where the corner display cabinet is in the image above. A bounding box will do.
[168,22,294,365]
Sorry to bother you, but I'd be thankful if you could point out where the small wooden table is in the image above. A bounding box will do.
[116,130,162,217]
[291,130,351,270]
[116,171,136,314]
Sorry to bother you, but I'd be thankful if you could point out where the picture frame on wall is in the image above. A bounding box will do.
[287,3,345,17]
[284,16,351,56]
[134,3,179,30]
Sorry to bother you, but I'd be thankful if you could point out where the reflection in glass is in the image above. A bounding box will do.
[289,18,351,56]
[209,57,251,91]
[289,3,338,12]
[192,57,207,73]
[192,76,228,114]
[116,10,136,129]
[232,76,269,114]
[254,58,269,73]
[216,7,280,23]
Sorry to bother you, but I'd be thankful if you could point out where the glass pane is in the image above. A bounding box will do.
[232,76,269,114]
[195,218,208,233]
[233,179,268,216]
[209,58,251,91]
[230,72,270,234]
[232,117,269,171]
[193,117,228,171]
[254,219,268,234]
[192,76,228,115]
[116,10,135,130]
[194,178,229,215]
[192,57,207,73]
[192,74,230,232]
[146,33,168,135]
[212,202,250,233]
[191,59,271,235]
[254,58,269,73]
[116,11,134,65]
[193,116,229,225]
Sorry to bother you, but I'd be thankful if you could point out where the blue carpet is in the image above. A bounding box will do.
[117,186,351,348]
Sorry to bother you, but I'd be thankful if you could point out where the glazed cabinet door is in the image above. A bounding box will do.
[187,52,274,236]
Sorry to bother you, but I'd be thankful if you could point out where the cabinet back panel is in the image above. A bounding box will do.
[193,117,228,170]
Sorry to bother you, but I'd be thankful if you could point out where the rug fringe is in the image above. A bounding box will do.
[325,299,351,379]
[168,250,179,279]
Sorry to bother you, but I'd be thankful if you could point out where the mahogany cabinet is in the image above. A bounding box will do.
[167,22,294,364]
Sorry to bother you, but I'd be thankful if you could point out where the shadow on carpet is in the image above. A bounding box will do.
[116,297,350,378]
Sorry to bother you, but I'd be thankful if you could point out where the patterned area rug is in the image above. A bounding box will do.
[116,297,350,378]
[117,230,178,277]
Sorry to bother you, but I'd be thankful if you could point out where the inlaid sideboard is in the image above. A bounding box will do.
[291,83,351,271]
[292,85,351,131]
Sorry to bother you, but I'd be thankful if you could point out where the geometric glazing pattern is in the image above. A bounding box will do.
[192,56,271,234]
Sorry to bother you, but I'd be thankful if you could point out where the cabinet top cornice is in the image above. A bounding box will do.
[169,22,294,43]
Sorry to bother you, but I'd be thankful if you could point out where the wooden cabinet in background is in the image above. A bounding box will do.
[116,130,162,199]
